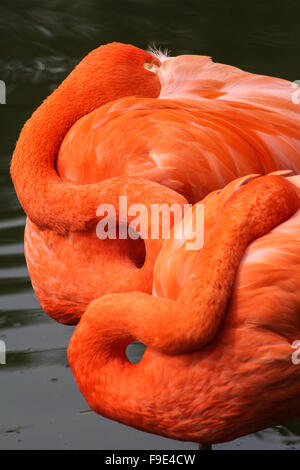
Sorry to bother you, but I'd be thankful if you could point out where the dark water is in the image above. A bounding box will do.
[1,0,300,450]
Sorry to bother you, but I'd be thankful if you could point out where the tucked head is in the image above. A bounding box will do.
[61,42,162,110]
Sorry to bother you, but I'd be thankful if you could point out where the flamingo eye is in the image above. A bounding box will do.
[143,62,159,74]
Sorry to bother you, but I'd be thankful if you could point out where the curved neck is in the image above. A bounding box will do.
[10,45,166,235]
[68,175,300,421]
[10,60,115,234]
[89,176,299,356]
[68,297,161,431]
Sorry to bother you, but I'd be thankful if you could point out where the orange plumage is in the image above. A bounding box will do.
[11,43,300,323]
[68,174,300,444]
[10,43,300,445]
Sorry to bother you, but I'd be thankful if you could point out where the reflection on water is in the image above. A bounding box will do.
[5,347,68,370]
[1,0,300,450]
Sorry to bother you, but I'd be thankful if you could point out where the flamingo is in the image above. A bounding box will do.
[10,42,300,324]
[68,173,300,446]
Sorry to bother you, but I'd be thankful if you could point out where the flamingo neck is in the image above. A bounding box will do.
[68,175,300,438]
[68,302,150,429]
[10,65,116,234]
[10,44,162,234]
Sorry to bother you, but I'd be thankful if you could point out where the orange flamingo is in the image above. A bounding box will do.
[68,174,300,445]
[10,42,300,326]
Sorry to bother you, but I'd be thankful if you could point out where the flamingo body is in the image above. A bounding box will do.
[57,55,300,202]
[18,47,300,323]
[68,174,300,444]
[10,43,300,444]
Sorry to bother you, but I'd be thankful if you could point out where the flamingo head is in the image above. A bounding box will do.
[58,42,162,116]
